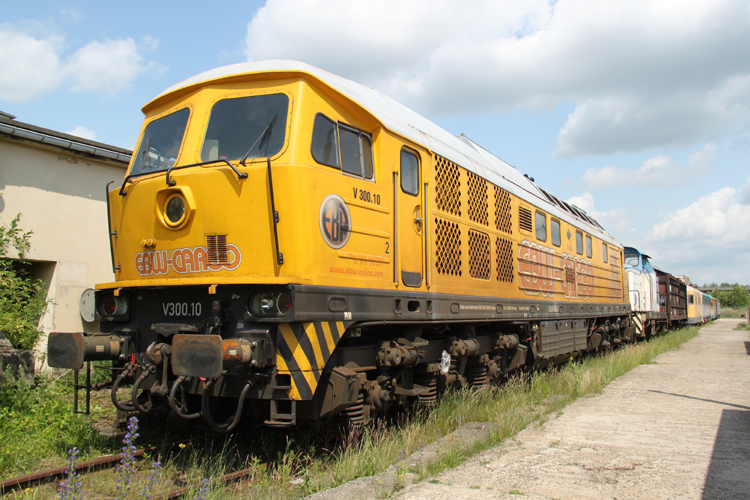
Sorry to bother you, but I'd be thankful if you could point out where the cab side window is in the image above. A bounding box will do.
[311,114,373,179]
[576,231,583,255]
[400,149,419,196]
[311,114,339,168]
[602,243,608,263]
[550,219,561,247]
[535,212,547,242]
[585,235,592,258]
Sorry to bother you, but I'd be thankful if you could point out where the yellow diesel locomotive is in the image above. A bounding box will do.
[48,61,632,430]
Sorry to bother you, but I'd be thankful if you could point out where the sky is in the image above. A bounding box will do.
[2,0,749,286]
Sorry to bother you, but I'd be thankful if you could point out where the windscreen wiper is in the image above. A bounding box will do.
[240,114,278,166]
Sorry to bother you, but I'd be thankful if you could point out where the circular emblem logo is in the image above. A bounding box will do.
[319,194,351,249]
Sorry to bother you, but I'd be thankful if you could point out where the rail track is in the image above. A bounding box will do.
[0,436,260,499]
[0,446,157,494]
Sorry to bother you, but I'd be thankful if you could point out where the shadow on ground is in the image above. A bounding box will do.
[702,409,750,499]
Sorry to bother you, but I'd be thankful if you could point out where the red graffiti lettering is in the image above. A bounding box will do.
[518,240,556,297]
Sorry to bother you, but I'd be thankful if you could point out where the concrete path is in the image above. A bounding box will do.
[397,319,750,500]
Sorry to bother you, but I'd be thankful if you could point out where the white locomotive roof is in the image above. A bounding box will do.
[155,60,618,246]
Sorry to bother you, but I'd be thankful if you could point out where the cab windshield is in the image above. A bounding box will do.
[130,108,190,176]
[624,250,640,268]
[200,94,289,162]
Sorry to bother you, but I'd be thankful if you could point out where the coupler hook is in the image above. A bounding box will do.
[131,363,162,415]
[111,363,136,412]
[169,376,201,420]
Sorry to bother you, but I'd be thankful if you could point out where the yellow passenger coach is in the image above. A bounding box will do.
[49,61,632,429]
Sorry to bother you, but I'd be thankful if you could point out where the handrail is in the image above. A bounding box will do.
[118,158,248,195]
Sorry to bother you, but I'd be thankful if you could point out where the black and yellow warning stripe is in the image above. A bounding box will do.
[632,313,645,336]
[276,321,348,400]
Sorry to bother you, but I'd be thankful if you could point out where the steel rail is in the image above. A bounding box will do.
[151,467,255,500]
[0,446,157,493]
[0,435,208,494]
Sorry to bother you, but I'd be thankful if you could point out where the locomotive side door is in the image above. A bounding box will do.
[396,148,424,287]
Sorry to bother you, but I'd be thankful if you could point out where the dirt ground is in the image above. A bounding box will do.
[395,318,750,500]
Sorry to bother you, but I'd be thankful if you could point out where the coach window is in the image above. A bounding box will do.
[400,149,419,196]
[311,114,373,179]
[602,242,608,263]
[535,211,547,242]
[550,219,561,247]
[585,235,592,258]
[575,231,583,255]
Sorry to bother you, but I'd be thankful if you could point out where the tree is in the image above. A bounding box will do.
[0,214,48,350]
[712,284,750,309]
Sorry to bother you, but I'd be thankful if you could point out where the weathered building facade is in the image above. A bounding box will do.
[0,112,130,369]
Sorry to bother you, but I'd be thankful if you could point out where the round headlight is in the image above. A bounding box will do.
[277,292,292,315]
[251,292,277,316]
[101,295,128,317]
[250,292,293,316]
[165,195,186,226]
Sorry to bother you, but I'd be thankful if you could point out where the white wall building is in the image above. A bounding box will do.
[0,112,130,369]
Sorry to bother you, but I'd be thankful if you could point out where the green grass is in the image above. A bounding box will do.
[0,374,110,476]
[8,326,701,498]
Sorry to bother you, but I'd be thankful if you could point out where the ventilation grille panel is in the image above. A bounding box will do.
[435,156,461,216]
[435,218,462,276]
[467,171,488,226]
[519,207,533,233]
[494,186,512,234]
[469,230,490,280]
[496,237,514,283]
[206,234,228,264]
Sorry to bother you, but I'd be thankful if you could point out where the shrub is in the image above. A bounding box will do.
[0,213,48,350]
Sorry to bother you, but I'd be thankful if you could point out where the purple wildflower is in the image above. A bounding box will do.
[140,460,161,499]
[115,416,139,499]
[59,447,81,500]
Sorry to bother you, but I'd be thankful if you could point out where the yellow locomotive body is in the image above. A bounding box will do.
[49,61,631,428]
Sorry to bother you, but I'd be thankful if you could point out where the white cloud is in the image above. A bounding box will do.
[245,0,750,156]
[65,126,97,141]
[0,28,65,102]
[643,186,750,282]
[68,38,159,94]
[579,143,716,190]
[0,25,161,102]
[566,192,637,239]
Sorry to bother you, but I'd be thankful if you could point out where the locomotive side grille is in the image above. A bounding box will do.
[468,230,490,280]
[467,171,489,226]
[519,207,533,233]
[496,237,514,283]
[435,218,462,276]
[206,234,228,264]
[494,186,512,234]
[435,155,461,216]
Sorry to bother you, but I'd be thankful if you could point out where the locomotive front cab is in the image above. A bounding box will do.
[48,67,400,428]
